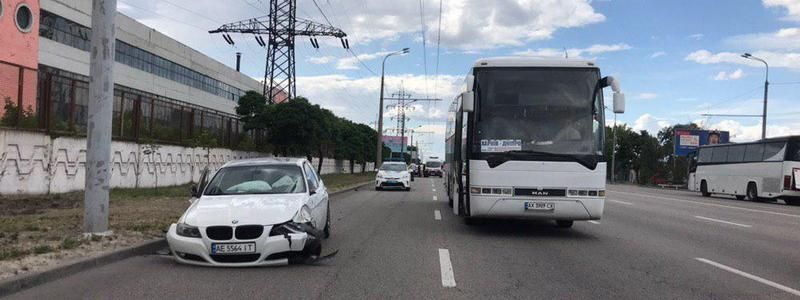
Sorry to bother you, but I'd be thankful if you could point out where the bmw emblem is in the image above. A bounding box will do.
[231,219,239,224]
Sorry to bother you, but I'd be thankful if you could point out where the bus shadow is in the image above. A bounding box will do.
[460,218,598,240]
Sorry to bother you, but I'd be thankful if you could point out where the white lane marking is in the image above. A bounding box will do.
[588,220,601,224]
[434,210,442,220]
[610,190,800,219]
[695,258,800,297]
[433,196,438,201]
[694,216,752,228]
[608,199,633,205]
[438,249,456,287]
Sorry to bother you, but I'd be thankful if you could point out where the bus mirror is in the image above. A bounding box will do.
[462,91,475,112]
[613,92,625,114]
[466,75,475,91]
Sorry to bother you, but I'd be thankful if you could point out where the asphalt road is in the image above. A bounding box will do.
[7,178,800,299]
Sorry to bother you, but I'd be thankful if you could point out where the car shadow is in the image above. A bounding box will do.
[458,218,598,240]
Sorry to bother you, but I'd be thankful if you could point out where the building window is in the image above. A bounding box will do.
[15,3,33,33]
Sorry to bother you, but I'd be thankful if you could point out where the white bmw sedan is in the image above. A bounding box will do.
[375,162,411,191]
[167,158,330,266]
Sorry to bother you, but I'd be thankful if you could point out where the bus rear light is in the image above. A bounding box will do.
[598,190,606,197]
[568,190,578,196]
[481,188,491,194]
[785,175,792,190]
[501,188,512,195]
[470,187,481,194]
[470,186,512,195]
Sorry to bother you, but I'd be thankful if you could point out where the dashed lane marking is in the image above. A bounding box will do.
[439,249,456,287]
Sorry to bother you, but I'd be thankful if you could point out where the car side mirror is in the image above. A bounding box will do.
[461,91,474,112]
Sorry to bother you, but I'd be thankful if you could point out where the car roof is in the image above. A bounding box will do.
[382,161,406,165]
[221,157,306,168]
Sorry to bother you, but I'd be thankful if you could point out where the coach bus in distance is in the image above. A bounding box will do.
[444,57,625,227]
[688,136,800,206]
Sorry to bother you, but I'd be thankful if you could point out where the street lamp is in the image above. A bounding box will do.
[741,53,769,140]
[376,47,410,168]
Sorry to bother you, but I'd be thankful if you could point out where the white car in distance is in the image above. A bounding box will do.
[166,158,330,267]
[375,162,412,191]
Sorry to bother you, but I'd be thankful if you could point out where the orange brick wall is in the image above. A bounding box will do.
[0,0,40,117]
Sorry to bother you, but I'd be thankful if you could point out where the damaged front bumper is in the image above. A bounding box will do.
[166,222,325,267]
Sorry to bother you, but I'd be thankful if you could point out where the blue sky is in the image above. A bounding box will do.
[119,0,800,159]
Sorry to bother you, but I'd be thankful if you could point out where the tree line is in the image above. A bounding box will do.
[236,91,383,174]
[604,122,702,185]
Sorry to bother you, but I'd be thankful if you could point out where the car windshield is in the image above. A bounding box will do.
[475,68,603,157]
[425,161,442,168]
[380,164,407,171]
[203,165,306,195]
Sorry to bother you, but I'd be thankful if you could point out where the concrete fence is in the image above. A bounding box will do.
[0,129,374,195]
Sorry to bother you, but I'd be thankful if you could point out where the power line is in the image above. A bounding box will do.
[158,0,225,25]
[119,0,218,32]
[772,81,800,85]
[311,0,334,27]
[419,0,429,98]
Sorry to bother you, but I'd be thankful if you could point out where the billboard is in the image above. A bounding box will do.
[674,129,730,156]
[383,136,408,153]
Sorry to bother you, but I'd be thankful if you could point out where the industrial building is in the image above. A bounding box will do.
[0,0,261,147]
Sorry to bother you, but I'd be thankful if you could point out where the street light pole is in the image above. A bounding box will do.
[741,53,769,140]
[611,112,617,184]
[375,48,410,168]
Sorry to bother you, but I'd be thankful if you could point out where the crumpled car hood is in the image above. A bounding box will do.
[181,193,306,226]
[380,171,407,178]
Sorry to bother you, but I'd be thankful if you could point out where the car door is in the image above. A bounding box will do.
[313,165,329,227]
[303,163,324,229]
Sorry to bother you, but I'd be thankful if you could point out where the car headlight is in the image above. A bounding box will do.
[292,206,313,224]
[176,223,201,238]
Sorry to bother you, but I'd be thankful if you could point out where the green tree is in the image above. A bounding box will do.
[236,91,268,131]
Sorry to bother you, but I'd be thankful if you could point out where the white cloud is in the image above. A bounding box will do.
[513,43,631,58]
[308,56,336,64]
[637,93,658,100]
[336,51,394,70]
[763,0,800,21]
[713,69,745,80]
[632,114,671,133]
[685,50,800,70]
[295,74,462,124]
[688,33,704,40]
[724,27,800,51]
[698,119,800,142]
[650,51,666,58]
[323,0,605,50]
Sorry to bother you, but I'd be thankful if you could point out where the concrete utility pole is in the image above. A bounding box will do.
[741,53,769,140]
[376,48,410,168]
[84,0,117,235]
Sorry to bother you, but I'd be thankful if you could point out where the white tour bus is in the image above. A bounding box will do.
[688,136,800,206]
[444,57,625,227]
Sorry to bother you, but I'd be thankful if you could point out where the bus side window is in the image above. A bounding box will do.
[744,143,764,162]
[727,145,746,163]
[763,142,786,161]
[698,148,712,163]
[711,147,728,163]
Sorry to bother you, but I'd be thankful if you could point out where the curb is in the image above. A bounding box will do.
[329,181,373,197]
[0,180,372,297]
[0,238,167,298]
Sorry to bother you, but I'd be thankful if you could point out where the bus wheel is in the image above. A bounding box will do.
[735,195,746,200]
[700,181,711,197]
[746,183,761,202]
[556,220,574,228]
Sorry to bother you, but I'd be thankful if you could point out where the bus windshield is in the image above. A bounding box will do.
[474,68,603,159]
[425,161,442,168]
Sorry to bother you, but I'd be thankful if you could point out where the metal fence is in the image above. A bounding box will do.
[0,63,264,149]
